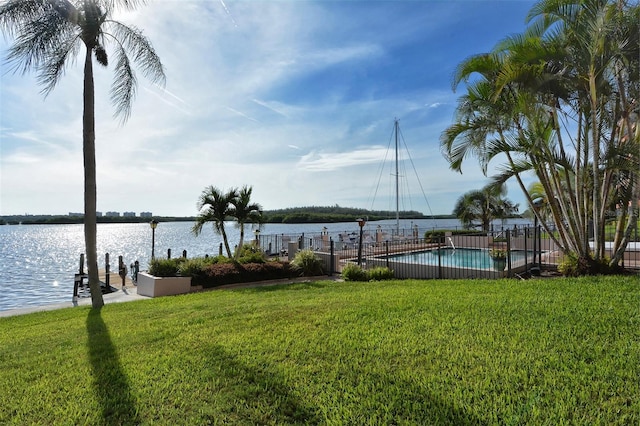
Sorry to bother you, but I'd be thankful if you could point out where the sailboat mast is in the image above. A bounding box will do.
[394,119,400,234]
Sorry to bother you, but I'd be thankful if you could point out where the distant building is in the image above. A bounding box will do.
[140,212,153,218]
[122,211,136,218]
[105,211,120,217]
[68,212,83,217]
[96,211,103,217]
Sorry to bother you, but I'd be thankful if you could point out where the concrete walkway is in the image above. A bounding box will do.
[0,286,148,318]
[0,275,341,318]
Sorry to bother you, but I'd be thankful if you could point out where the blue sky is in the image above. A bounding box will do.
[0,0,538,217]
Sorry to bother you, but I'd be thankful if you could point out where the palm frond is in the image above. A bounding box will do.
[102,20,165,122]
[108,21,165,84]
[109,41,136,122]
[0,0,51,36]
[38,35,81,95]
[5,8,74,75]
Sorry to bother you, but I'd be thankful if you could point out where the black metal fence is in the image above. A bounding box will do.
[256,225,640,279]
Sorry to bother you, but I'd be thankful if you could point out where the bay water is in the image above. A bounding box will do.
[0,218,530,312]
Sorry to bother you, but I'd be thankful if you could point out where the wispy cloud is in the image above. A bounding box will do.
[298,146,388,172]
[0,0,537,216]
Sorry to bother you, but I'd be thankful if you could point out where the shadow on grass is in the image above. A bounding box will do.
[201,344,320,424]
[86,308,139,424]
[241,280,332,293]
[200,344,485,425]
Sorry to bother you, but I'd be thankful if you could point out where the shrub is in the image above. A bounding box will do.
[291,249,324,276]
[424,229,483,242]
[148,258,183,277]
[558,252,618,276]
[236,244,266,264]
[199,261,294,288]
[489,248,507,259]
[177,257,217,285]
[367,266,394,281]
[341,263,368,281]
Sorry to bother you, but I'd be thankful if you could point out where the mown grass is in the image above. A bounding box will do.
[1,276,638,425]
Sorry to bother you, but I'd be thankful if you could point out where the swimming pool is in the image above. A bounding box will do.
[383,247,534,269]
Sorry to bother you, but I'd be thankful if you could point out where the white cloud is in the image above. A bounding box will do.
[0,0,537,217]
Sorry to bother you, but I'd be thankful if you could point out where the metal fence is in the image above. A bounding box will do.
[256,225,640,279]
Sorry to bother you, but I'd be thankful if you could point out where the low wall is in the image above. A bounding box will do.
[137,272,192,298]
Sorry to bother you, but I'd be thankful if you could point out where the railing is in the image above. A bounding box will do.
[257,226,640,279]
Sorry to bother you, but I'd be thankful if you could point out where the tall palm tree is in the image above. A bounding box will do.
[0,0,165,307]
[193,186,238,258]
[229,185,263,258]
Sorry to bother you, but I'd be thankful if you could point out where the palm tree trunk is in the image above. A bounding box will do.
[235,226,245,259]
[83,46,104,309]
[220,227,233,258]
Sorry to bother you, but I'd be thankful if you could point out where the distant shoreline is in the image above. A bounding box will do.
[0,213,460,226]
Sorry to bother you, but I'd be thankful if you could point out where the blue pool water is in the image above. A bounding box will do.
[385,247,534,269]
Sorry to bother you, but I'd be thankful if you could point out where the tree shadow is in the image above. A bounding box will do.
[201,344,320,424]
[86,308,139,424]
[241,280,331,293]
[200,343,487,425]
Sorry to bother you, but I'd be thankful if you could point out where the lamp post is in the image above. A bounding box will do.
[150,220,158,260]
[356,217,366,266]
[254,228,260,246]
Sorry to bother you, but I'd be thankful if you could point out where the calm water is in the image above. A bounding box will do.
[0,218,529,311]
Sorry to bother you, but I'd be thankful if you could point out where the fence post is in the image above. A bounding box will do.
[79,253,85,275]
[437,236,442,279]
[385,241,389,269]
[537,225,542,270]
[523,228,528,275]
[506,229,512,276]
[329,238,334,276]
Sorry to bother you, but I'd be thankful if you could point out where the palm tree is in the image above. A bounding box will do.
[193,186,238,258]
[442,0,639,272]
[0,0,165,308]
[453,184,519,231]
[229,185,263,258]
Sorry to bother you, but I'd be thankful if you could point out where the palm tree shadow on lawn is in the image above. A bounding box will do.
[201,344,487,425]
[86,308,139,424]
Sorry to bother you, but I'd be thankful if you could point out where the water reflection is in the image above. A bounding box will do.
[0,218,531,311]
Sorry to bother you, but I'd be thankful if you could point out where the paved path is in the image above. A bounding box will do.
[0,285,147,318]
[0,275,341,318]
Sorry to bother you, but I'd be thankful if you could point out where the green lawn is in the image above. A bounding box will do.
[1,276,638,425]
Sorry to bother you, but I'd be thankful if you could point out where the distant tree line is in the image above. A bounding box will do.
[262,205,432,223]
[0,215,194,225]
[1,206,448,226]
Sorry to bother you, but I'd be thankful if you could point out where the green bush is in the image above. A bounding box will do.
[178,257,216,279]
[236,244,266,264]
[291,249,324,276]
[148,258,183,277]
[558,252,619,276]
[424,229,484,242]
[366,266,394,281]
[341,263,368,281]
[342,264,394,281]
